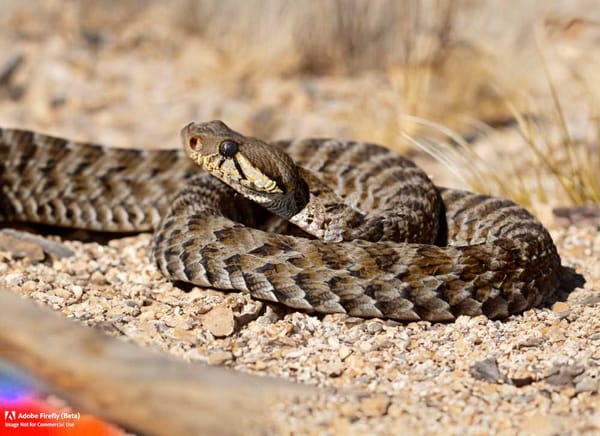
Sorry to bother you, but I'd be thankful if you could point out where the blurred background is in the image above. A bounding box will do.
[0,0,599,213]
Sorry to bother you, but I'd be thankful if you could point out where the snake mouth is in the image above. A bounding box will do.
[203,153,284,195]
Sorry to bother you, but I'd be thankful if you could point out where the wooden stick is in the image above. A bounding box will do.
[0,290,311,435]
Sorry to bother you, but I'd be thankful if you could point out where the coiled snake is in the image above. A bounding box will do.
[0,121,561,321]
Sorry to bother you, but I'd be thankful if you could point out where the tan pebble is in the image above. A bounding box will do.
[70,285,83,301]
[454,339,469,353]
[588,413,600,430]
[234,300,264,326]
[319,360,345,377]
[338,403,357,418]
[4,272,25,287]
[203,288,228,298]
[552,302,570,313]
[90,271,106,285]
[0,233,44,261]
[197,304,214,315]
[53,288,71,299]
[208,351,233,365]
[173,327,197,343]
[339,345,353,360]
[510,368,537,387]
[327,336,340,350]
[360,395,391,417]
[331,417,350,434]
[358,341,372,352]
[202,306,235,337]
[139,310,156,321]
[519,413,562,436]
[21,280,38,293]
[253,360,268,370]
[72,260,89,274]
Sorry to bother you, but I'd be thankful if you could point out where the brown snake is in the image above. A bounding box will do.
[0,121,562,321]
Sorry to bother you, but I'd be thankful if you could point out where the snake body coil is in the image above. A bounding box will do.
[0,121,561,321]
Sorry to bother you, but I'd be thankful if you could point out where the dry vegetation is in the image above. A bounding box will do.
[1,0,598,212]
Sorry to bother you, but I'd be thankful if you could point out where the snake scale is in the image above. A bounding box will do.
[0,120,562,321]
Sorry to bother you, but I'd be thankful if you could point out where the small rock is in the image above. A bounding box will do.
[90,271,107,285]
[4,272,25,287]
[0,53,24,85]
[0,229,73,259]
[138,310,156,321]
[339,345,353,361]
[360,395,391,417]
[545,365,585,386]
[580,295,600,306]
[510,369,538,387]
[319,360,345,377]
[208,351,234,365]
[470,358,506,384]
[0,233,44,261]
[202,306,235,337]
[173,327,197,342]
[21,280,38,293]
[518,335,544,348]
[234,300,265,326]
[575,376,598,394]
[366,322,384,334]
[70,285,83,302]
[154,322,170,333]
[95,321,122,336]
[519,413,562,436]
[552,302,570,313]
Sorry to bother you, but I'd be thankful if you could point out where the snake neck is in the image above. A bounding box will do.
[283,167,381,243]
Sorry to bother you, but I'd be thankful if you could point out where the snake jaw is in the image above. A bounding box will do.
[235,153,283,194]
[202,152,284,195]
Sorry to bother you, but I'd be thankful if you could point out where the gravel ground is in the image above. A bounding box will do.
[0,223,598,435]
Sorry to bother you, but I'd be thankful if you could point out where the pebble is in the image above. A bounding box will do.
[552,301,571,313]
[359,395,391,417]
[574,376,598,394]
[70,285,83,301]
[469,358,505,384]
[338,345,353,361]
[202,306,235,337]
[519,414,562,436]
[21,280,38,293]
[208,351,234,365]
[319,360,345,377]
[90,271,107,285]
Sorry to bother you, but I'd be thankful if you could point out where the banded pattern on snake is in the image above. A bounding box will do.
[0,121,561,321]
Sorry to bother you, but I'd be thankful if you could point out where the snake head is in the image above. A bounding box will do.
[181,120,309,217]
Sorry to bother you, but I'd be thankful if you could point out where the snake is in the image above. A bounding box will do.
[0,120,562,322]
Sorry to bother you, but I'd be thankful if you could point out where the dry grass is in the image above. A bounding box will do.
[176,0,458,75]
[401,84,600,213]
[2,0,599,210]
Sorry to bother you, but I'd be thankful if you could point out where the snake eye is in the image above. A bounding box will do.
[219,140,239,158]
